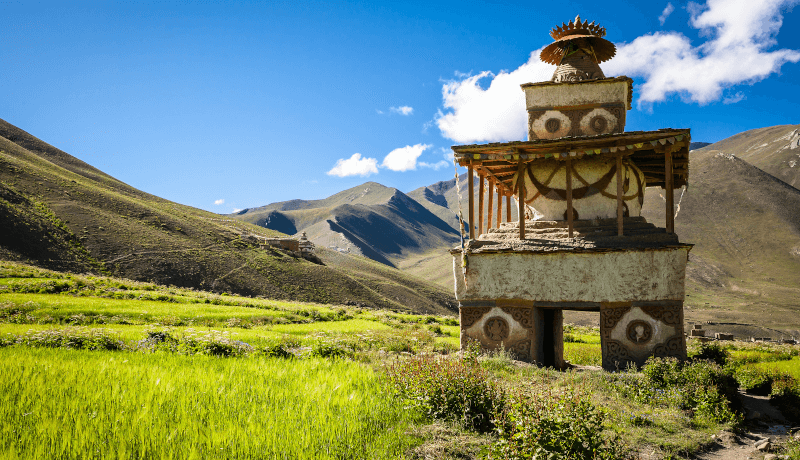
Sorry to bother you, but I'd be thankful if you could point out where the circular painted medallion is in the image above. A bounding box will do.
[483,317,510,342]
[626,320,653,344]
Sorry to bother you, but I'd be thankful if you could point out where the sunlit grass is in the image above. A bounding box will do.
[0,293,288,322]
[748,356,800,379]
[0,347,423,459]
[564,342,602,366]
[271,318,394,335]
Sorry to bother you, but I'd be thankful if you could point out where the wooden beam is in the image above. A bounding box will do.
[616,154,624,236]
[476,165,515,196]
[478,174,485,237]
[507,195,512,222]
[566,157,574,238]
[496,183,503,227]
[468,163,474,239]
[665,146,675,234]
[518,161,526,239]
[487,178,494,232]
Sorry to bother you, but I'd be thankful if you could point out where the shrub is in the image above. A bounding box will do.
[309,338,352,359]
[490,389,629,460]
[769,375,800,423]
[385,354,504,432]
[785,435,800,459]
[174,329,253,357]
[17,327,124,351]
[136,330,179,352]
[563,333,585,343]
[735,367,774,395]
[640,357,740,426]
[692,342,729,366]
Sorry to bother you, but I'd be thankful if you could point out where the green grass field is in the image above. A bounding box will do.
[3,260,800,459]
[0,347,421,459]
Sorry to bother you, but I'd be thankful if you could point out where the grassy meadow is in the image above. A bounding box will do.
[2,260,800,459]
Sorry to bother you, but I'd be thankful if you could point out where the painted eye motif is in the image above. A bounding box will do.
[590,116,607,133]
[580,108,616,136]
[532,110,571,139]
[545,118,561,133]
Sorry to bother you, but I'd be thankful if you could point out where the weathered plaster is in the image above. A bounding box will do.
[523,80,629,112]
[609,307,676,351]
[463,307,530,346]
[517,156,645,220]
[453,247,689,303]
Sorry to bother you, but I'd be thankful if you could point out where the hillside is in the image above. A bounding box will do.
[641,146,800,331]
[700,124,800,188]
[0,118,455,314]
[233,183,460,269]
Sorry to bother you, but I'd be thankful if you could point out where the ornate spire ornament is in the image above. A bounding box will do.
[541,16,617,82]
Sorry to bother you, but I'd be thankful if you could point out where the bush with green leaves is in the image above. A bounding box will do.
[640,357,740,427]
[385,354,504,432]
[691,342,729,366]
[489,389,629,460]
[785,434,800,459]
[16,327,124,351]
[309,337,352,359]
[735,366,776,395]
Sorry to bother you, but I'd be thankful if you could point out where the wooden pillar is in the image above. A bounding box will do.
[566,157,574,238]
[616,154,624,236]
[496,186,503,228]
[518,161,526,239]
[487,178,494,232]
[468,163,474,239]
[507,195,512,222]
[665,147,675,234]
[478,174,485,237]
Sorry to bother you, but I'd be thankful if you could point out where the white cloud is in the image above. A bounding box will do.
[435,51,553,144]
[419,160,450,170]
[233,208,242,213]
[606,0,800,105]
[381,143,432,172]
[659,3,675,25]
[214,199,225,205]
[435,0,800,142]
[390,106,414,116]
[327,153,379,177]
[723,92,746,104]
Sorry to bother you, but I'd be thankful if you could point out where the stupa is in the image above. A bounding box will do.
[450,16,691,371]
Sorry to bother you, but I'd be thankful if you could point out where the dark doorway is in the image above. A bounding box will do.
[542,309,555,367]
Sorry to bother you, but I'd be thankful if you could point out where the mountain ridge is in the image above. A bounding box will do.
[0,117,456,314]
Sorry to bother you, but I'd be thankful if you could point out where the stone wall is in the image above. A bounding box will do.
[453,247,690,303]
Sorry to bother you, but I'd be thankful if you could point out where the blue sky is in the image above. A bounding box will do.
[1,0,798,213]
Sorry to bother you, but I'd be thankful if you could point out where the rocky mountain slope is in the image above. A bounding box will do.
[233,183,460,268]
[0,118,455,314]
[700,124,800,188]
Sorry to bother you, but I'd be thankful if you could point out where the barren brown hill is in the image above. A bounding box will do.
[701,124,800,188]
[0,118,455,314]
[641,148,800,333]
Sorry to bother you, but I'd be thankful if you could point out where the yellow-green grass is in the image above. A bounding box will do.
[727,346,798,365]
[0,293,290,322]
[270,318,394,335]
[747,356,800,379]
[0,318,402,347]
[0,323,282,347]
[0,347,422,459]
[564,342,602,366]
